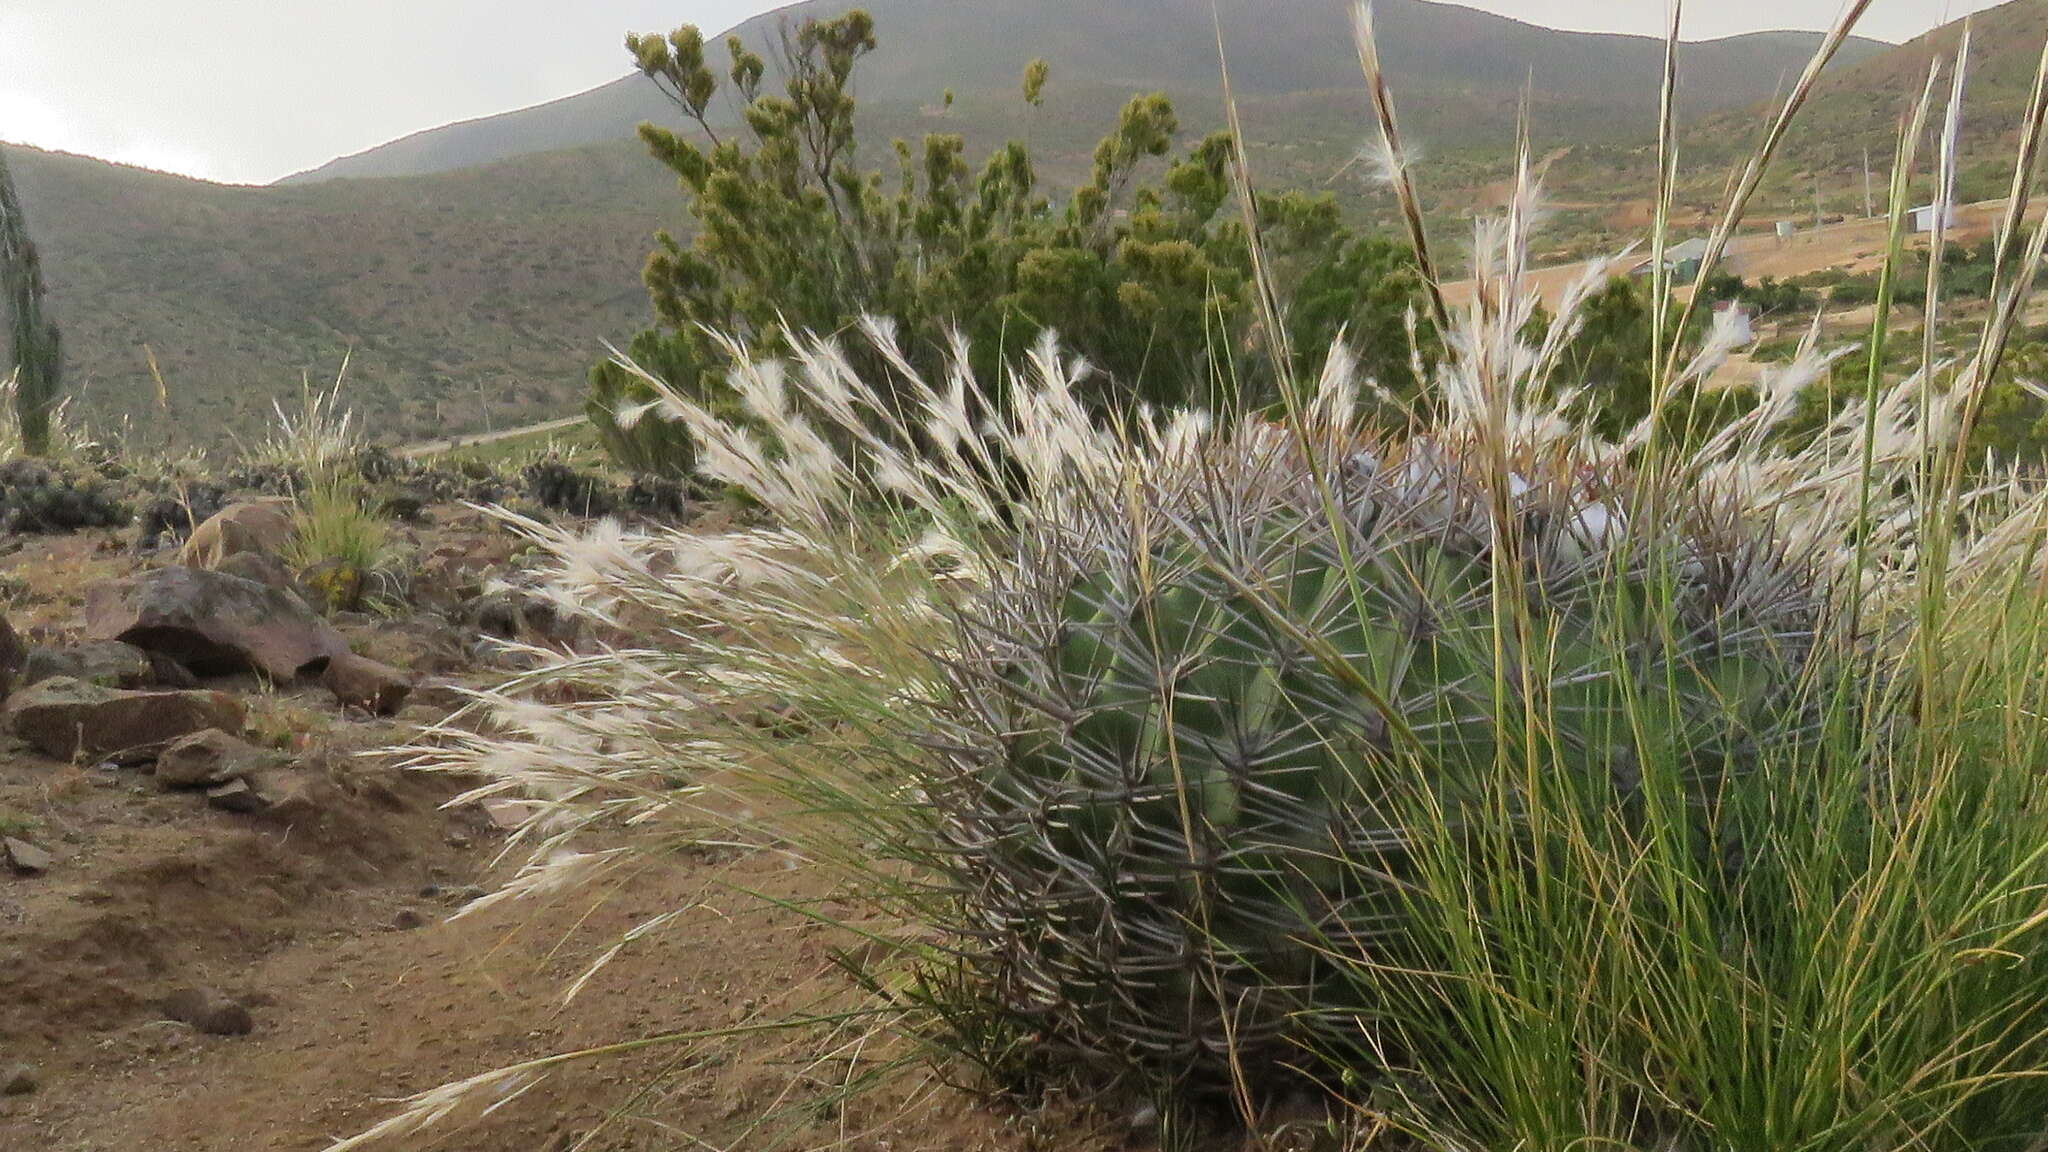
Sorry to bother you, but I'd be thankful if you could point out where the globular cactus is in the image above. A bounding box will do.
[935,431,1828,1099]
[0,458,130,534]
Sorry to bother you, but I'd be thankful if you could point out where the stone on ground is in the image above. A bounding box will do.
[180,499,296,569]
[4,676,247,761]
[321,651,414,716]
[160,987,254,1036]
[88,566,345,680]
[155,728,284,790]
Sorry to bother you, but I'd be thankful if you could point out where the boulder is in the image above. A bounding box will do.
[87,566,345,680]
[21,641,156,690]
[3,836,52,875]
[4,677,246,761]
[0,615,22,702]
[155,729,283,790]
[180,499,296,569]
[321,652,413,716]
[213,550,295,592]
[161,987,254,1036]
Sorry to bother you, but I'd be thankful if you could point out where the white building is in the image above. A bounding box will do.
[1910,203,1959,234]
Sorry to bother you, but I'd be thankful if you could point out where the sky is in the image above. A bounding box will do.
[0,0,2010,186]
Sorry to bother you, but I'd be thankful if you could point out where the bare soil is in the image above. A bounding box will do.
[0,525,1117,1152]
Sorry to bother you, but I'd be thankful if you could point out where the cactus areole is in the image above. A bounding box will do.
[936,431,1829,1100]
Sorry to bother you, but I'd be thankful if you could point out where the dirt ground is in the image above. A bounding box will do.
[1440,197,2015,309]
[0,526,1119,1152]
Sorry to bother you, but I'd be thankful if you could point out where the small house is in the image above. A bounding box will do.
[1910,203,1958,234]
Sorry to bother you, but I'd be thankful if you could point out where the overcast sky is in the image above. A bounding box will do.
[0,0,2006,185]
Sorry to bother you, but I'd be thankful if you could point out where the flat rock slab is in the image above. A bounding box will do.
[22,640,157,690]
[156,728,285,790]
[88,565,346,680]
[4,676,247,761]
[4,836,53,874]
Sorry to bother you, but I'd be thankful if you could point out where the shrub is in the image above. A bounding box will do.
[595,11,1430,476]
[0,457,129,534]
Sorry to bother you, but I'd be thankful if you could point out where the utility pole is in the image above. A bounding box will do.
[1863,148,1875,218]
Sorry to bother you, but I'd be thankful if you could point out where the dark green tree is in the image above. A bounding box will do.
[0,146,62,456]
[592,10,1431,474]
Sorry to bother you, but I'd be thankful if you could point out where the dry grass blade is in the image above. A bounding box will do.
[1351,1,1450,340]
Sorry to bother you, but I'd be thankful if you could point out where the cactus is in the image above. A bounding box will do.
[936,433,1828,1098]
[0,458,130,533]
[0,146,62,456]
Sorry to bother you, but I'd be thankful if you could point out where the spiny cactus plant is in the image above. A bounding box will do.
[930,426,1828,1100]
[0,147,62,458]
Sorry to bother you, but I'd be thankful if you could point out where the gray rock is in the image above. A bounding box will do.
[87,566,346,680]
[155,729,283,791]
[3,836,52,875]
[161,987,254,1036]
[21,641,155,690]
[4,677,246,761]
[203,779,266,814]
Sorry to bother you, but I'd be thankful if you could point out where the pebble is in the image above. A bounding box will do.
[0,1063,37,1096]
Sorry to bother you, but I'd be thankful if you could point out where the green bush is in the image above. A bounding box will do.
[595,11,1430,475]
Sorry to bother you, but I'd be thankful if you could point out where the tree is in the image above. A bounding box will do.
[591,10,1432,475]
[0,146,62,456]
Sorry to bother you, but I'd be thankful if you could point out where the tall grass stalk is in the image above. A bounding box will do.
[340,5,2048,1151]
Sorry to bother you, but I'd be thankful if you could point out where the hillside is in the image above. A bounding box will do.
[287,0,1881,184]
[1689,0,2048,215]
[16,0,1898,451]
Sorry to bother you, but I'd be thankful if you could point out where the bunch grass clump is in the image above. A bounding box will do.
[343,3,2048,1150]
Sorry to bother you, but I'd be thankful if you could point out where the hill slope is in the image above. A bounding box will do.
[16,0,1902,451]
[287,0,1882,184]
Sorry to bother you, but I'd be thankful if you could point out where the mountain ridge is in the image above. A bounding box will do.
[281,0,1884,185]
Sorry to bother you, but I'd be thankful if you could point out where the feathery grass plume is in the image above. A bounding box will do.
[342,6,2048,1151]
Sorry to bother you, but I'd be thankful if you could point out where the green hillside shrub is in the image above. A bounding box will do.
[594,9,1431,475]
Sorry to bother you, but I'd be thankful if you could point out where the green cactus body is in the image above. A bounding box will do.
[946,438,1825,1099]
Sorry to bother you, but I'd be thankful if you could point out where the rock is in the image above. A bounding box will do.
[180,499,295,569]
[321,651,413,716]
[0,1063,37,1096]
[392,908,427,930]
[147,651,201,690]
[3,836,52,875]
[204,779,265,813]
[212,550,295,592]
[0,615,23,702]
[87,566,345,680]
[155,729,282,790]
[4,677,246,761]
[21,641,156,690]
[161,987,254,1036]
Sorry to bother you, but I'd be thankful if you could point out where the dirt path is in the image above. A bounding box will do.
[398,416,583,461]
[1441,198,2016,309]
